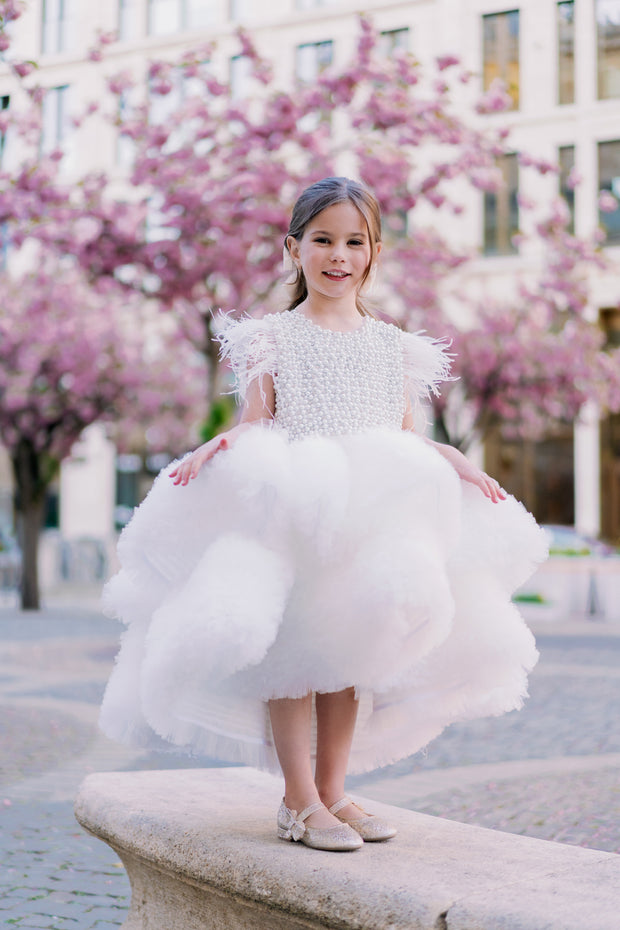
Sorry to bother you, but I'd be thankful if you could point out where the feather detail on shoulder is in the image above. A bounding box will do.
[401,329,456,402]
[214,311,278,403]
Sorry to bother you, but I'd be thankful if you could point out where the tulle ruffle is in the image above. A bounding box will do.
[100,425,547,774]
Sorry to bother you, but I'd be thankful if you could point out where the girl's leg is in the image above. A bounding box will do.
[268,695,341,828]
[314,687,363,820]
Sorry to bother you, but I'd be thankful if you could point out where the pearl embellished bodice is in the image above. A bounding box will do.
[216,307,453,440]
[271,309,405,440]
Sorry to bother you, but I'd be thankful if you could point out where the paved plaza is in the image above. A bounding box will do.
[1,596,619,928]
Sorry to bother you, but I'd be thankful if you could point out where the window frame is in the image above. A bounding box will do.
[557,0,575,105]
[483,151,519,256]
[482,9,520,111]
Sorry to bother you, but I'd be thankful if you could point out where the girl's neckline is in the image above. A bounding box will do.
[291,306,369,335]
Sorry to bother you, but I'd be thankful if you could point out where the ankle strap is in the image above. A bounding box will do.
[328,797,352,815]
[298,801,324,822]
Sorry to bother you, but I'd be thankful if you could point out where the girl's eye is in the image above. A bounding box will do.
[349,239,364,246]
[313,237,330,244]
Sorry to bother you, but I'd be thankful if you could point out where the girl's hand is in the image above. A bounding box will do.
[169,375,276,487]
[169,434,230,486]
[454,458,507,503]
[423,438,507,503]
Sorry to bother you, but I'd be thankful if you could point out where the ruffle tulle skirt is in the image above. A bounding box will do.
[100,425,547,774]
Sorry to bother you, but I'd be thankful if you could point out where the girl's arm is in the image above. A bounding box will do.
[170,374,276,486]
[402,400,506,504]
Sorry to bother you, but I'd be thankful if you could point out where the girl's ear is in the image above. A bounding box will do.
[286,236,301,265]
[375,242,383,258]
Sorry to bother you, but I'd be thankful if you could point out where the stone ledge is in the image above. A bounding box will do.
[74,767,620,930]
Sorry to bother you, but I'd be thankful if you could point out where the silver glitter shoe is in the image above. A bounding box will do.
[328,797,397,842]
[277,799,363,851]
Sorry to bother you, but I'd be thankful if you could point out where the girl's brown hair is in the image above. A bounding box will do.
[284,177,382,315]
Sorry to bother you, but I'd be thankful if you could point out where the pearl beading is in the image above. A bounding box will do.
[271,309,405,441]
[217,309,453,439]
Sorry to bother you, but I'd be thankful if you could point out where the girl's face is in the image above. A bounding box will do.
[287,201,378,307]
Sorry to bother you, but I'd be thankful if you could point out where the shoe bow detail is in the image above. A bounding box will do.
[277,799,324,842]
[277,799,363,851]
[279,808,306,842]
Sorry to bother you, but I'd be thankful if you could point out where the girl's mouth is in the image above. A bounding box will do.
[323,271,350,280]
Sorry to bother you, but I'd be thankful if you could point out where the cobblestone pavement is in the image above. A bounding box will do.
[1,599,619,928]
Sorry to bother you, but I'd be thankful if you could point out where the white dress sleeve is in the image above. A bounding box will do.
[401,329,455,403]
[214,312,278,403]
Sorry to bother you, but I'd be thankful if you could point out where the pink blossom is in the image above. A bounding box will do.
[475,79,512,114]
[108,70,134,95]
[437,55,460,71]
[13,59,35,77]
[0,11,614,471]
[598,190,618,213]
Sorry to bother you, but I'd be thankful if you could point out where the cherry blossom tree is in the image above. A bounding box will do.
[3,10,617,446]
[78,23,616,449]
[0,4,618,609]
[2,18,518,402]
[0,4,204,608]
[97,19,620,448]
[0,260,203,608]
[397,198,620,450]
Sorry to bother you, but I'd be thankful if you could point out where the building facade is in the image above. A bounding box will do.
[1,0,619,562]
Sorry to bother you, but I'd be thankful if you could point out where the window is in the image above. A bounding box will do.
[186,0,218,28]
[485,430,575,525]
[118,0,142,41]
[558,145,576,233]
[148,66,205,155]
[42,0,74,55]
[115,454,142,529]
[0,222,9,271]
[149,0,181,34]
[147,0,219,35]
[296,0,339,9]
[0,95,10,265]
[116,90,136,169]
[296,40,333,81]
[482,10,519,110]
[483,153,518,255]
[0,95,9,167]
[149,71,184,125]
[597,0,620,98]
[0,20,13,61]
[598,140,620,242]
[230,0,259,20]
[557,1,575,104]
[379,27,409,56]
[296,40,333,132]
[41,85,71,153]
[230,54,252,100]
[600,307,620,540]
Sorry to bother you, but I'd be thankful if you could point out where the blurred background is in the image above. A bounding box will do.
[1,5,619,925]
[0,0,618,616]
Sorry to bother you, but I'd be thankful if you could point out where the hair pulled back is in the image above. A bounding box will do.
[284,177,382,315]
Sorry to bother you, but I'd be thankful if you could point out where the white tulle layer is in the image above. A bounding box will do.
[100,426,547,774]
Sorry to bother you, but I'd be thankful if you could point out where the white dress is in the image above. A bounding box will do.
[100,308,547,774]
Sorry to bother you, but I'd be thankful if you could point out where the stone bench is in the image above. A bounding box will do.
[74,767,620,930]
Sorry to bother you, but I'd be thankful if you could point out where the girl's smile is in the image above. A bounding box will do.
[286,201,379,313]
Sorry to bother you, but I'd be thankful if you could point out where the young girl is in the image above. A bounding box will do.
[100,177,547,853]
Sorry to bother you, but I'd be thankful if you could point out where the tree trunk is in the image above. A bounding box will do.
[17,495,45,610]
[433,406,452,446]
[204,312,220,406]
[12,440,49,611]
